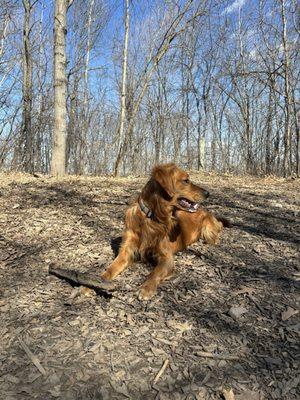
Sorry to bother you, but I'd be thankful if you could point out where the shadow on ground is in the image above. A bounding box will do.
[0,174,299,399]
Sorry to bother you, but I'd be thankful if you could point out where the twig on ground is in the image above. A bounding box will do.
[153,359,169,385]
[196,351,240,361]
[18,338,47,375]
[48,264,115,298]
[110,351,115,372]
[152,336,174,346]
[247,294,269,317]
[201,371,212,385]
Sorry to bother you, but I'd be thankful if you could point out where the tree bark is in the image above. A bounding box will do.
[115,0,130,173]
[22,0,34,173]
[36,0,45,172]
[281,0,291,176]
[79,0,95,175]
[51,0,72,176]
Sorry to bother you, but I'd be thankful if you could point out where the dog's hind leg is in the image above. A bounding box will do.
[101,230,139,281]
[200,214,223,244]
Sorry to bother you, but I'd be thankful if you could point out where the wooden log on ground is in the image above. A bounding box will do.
[48,264,116,298]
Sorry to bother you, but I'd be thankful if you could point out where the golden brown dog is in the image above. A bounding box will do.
[101,163,228,300]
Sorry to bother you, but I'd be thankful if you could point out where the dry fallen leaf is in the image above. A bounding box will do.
[281,307,298,321]
[282,376,300,396]
[150,346,166,356]
[236,390,260,400]
[48,386,61,398]
[222,385,235,400]
[110,380,130,398]
[167,320,193,333]
[234,286,256,296]
[69,287,80,299]
[5,374,20,384]
[229,306,248,319]
[292,271,300,281]
[286,323,300,334]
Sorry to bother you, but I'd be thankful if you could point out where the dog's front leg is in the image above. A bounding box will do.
[139,249,174,301]
[101,230,138,281]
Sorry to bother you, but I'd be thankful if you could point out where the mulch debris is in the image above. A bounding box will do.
[0,172,299,399]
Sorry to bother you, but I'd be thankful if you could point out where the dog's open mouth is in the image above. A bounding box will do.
[178,198,200,213]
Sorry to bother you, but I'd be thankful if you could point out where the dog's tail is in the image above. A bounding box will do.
[216,216,232,228]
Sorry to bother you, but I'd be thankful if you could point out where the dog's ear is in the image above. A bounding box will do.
[152,164,176,198]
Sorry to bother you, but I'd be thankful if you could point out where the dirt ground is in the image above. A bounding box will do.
[0,171,299,400]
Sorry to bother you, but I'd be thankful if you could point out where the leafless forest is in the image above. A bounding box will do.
[1,2,300,399]
[0,0,299,177]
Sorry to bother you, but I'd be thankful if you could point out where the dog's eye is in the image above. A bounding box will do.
[183,179,190,184]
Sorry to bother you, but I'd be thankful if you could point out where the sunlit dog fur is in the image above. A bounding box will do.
[101,163,228,300]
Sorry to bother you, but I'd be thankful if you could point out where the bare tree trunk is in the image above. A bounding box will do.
[281,0,291,176]
[292,95,300,177]
[22,0,34,172]
[265,89,272,175]
[67,78,79,172]
[245,99,253,173]
[51,0,73,176]
[265,74,277,175]
[0,11,9,60]
[79,0,95,175]
[115,0,130,172]
[185,78,191,168]
[36,0,44,172]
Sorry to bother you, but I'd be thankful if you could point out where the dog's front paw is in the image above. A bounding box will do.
[100,270,113,281]
[138,282,157,301]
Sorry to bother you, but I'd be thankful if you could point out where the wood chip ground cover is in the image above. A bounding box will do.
[0,172,299,400]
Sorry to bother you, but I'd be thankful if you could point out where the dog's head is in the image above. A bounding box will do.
[151,163,209,213]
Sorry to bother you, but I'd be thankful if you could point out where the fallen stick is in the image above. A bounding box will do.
[247,294,268,317]
[153,359,169,385]
[48,264,115,298]
[196,351,240,361]
[18,338,46,375]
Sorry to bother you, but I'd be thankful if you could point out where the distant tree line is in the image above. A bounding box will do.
[0,0,299,176]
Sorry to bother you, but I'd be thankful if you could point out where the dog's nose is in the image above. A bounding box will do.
[204,190,210,198]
